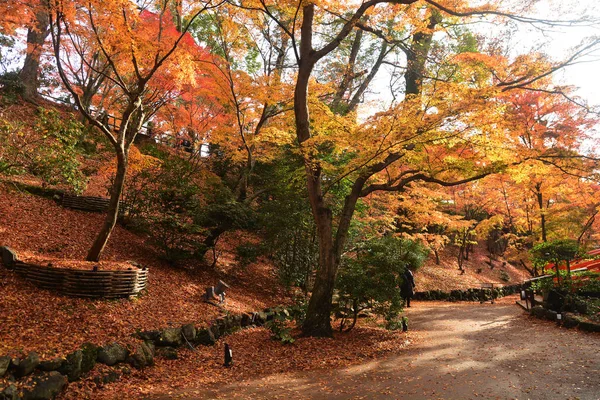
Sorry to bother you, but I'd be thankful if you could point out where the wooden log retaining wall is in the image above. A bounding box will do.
[62,194,110,212]
[12,262,148,298]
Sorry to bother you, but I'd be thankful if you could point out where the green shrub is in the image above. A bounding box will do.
[0,108,86,193]
[265,314,295,344]
[335,236,428,331]
[235,243,266,267]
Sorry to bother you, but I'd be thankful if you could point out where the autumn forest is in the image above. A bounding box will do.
[0,0,599,399]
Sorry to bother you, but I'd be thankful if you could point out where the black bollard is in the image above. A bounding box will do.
[224,343,233,367]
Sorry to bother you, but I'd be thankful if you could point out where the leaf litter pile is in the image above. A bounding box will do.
[0,183,418,398]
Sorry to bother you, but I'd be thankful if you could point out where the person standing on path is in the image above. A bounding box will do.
[401,267,416,307]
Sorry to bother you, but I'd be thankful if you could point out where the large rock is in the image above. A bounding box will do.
[58,350,82,382]
[0,384,17,400]
[224,315,242,332]
[531,305,546,319]
[0,247,18,269]
[155,347,178,360]
[80,343,99,374]
[15,352,40,377]
[93,370,120,386]
[254,311,267,326]
[181,324,196,344]
[21,372,68,400]
[562,312,580,329]
[127,342,154,369]
[195,328,215,346]
[156,328,182,347]
[545,310,558,321]
[209,323,221,340]
[240,313,252,327]
[97,343,128,366]
[0,356,10,377]
[136,330,160,342]
[38,358,65,372]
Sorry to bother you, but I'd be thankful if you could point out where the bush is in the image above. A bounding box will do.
[0,108,86,193]
[235,243,266,267]
[265,313,295,344]
[117,152,206,264]
[335,236,428,331]
[0,70,24,95]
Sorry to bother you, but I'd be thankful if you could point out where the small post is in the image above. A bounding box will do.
[224,343,233,367]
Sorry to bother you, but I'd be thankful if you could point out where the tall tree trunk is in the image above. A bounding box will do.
[330,29,362,113]
[535,183,547,242]
[405,11,440,96]
[302,222,336,337]
[86,151,127,261]
[19,8,50,100]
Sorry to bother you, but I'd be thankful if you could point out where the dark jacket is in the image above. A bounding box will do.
[401,269,415,297]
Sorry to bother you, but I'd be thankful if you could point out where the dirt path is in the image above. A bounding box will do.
[158,298,600,400]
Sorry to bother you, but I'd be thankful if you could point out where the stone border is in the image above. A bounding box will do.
[0,308,283,400]
[529,306,600,333]
[413,284,521,302]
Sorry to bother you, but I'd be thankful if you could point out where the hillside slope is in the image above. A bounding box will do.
[415,243,529,291]
[0,182,290,357]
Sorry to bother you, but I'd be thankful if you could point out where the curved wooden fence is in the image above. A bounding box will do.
[62,194,110,212]
[12,262,148,298]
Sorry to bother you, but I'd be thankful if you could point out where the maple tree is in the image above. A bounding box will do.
[154,5,298,259]
[232,0,600,337]
[48,0,221,261]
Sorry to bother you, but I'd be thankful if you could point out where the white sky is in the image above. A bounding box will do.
[363,0,600,116]
[488,0,600,107]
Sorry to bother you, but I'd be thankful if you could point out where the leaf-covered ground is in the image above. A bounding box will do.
[0,181,418,399]
[65,326,417,399]
[0,182,289,359]
[416,245,529,292]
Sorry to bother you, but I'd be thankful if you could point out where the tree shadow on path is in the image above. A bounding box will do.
[148,298,600,400]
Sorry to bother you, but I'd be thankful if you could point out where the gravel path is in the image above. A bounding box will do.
[163,297,600,400]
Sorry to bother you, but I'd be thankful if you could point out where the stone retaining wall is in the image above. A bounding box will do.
[529,306,600,332]
[0,308,283,400]
[413,284,521,302]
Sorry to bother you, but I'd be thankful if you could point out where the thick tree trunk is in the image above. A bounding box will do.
[302,230,336,337]
[405,11,439,96]
[19,8,50,100]
[86,151,127,261]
